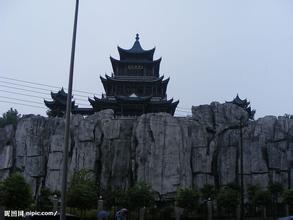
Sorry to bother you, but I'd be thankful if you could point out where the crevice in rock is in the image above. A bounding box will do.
[130,126,138,187]
[79,140,94,143]
[160,118,167,193]
[190,147,194,187]
[68,129,75,159]
[93,121,103,191]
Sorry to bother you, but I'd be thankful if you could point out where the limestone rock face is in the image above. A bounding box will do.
[1,103,293,198]
[0,124,14,179]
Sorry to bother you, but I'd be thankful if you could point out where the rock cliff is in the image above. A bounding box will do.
[1,102,293,198]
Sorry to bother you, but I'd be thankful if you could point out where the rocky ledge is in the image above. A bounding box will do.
[1,102,293,198]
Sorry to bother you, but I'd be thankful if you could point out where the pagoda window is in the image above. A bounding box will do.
[126,86,132,95]
[137,86,143,96]
[108,85,112,95]
[117,85,122,94]
[145,86,152,95]
[157,87,162,96]
[127,65,144,76]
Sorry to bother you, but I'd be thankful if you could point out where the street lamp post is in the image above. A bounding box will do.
[60,1,79,220]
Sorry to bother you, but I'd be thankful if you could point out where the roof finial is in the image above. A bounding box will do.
[135,33,139,41]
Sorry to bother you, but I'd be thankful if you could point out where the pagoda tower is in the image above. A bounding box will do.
[44,88,78,117]
[89,34,179,116]
[226,94,255,119]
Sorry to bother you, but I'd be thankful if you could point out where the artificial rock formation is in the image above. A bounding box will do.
[0,102,293,199]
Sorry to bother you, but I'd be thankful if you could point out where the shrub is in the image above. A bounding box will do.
[67,169,98,214]
[0,173,33,209]
[127,182,155,210]
[176,187,200,211]
[216,185,240,213]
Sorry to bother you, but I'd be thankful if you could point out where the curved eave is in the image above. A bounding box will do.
[161,77,170,94]
[89,96,116,103]
[172,100,179,107]
[44,99,77,109]
[118,46,155,61]
[51,90,67,99]
[162,77,170,85]
[118,45,155,55]
[100,75,109,92]
[44,100,55,108]
[110,56,119,74]
[154,57,162,76]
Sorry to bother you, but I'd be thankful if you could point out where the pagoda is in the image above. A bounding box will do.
[89,34,179,116]
[44,88,78,117]
[226,94,255,119]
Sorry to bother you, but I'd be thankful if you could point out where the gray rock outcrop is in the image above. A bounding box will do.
[1,103,293,199]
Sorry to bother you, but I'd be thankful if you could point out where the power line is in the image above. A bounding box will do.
[0,95,44,105]
[0,89,46,99]
[0,75,98,95]
[0,80,97,99]
[0,83,91,99]
[0,75,191,110]
[0,100,46,109]
[0,89,89,107]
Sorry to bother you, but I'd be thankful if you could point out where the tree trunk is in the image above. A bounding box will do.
[286,204,290,216]
[207,200,213,220]
[174,206,184,220]
[139,207,145,220]
[263,207,267,220]
[236,205,240,220]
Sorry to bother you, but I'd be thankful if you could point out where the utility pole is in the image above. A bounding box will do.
[240,117,244,220]
[60,1,79,220]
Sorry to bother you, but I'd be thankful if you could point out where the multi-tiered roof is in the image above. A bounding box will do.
[44,88,77,117]
[89,34,179,116]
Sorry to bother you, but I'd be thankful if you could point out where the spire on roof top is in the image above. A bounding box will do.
[135,33,139,41]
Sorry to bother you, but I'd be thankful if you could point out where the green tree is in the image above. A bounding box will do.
[283,189,293,206]
[200,184,217,201]
[127,182,155,210]
[175,187,200,211]
[0,173,33,209]
[104,188,128,208]
[253,190,271,207]
[268,182,283,218]
[247,184,261,215]
[268,182,283,201]
[252,189,271,218]
[0,108,20,128]
[36,187,53,211]
[67,169,98,216]
[216,186,240,215]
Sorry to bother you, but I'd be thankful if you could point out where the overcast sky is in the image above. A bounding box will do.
[0,0,293,118]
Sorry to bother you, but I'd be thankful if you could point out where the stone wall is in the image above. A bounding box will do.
[1,103,293,198]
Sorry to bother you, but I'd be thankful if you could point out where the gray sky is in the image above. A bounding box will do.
[0,0,293,118]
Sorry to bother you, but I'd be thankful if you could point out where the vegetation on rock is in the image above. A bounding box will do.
[0,108,20,128]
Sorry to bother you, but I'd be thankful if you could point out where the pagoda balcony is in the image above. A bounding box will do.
[113,75,158,81]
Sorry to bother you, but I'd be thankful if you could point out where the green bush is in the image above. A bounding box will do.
[175,187,200,211]
[200,184,217,200]
[0,172,33,209]
[253,190,271,207]
[127,182,155,210]
[283,189,293,206]
[216,186,240,213]
[67,169,98,215]
[36,187,53,211]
